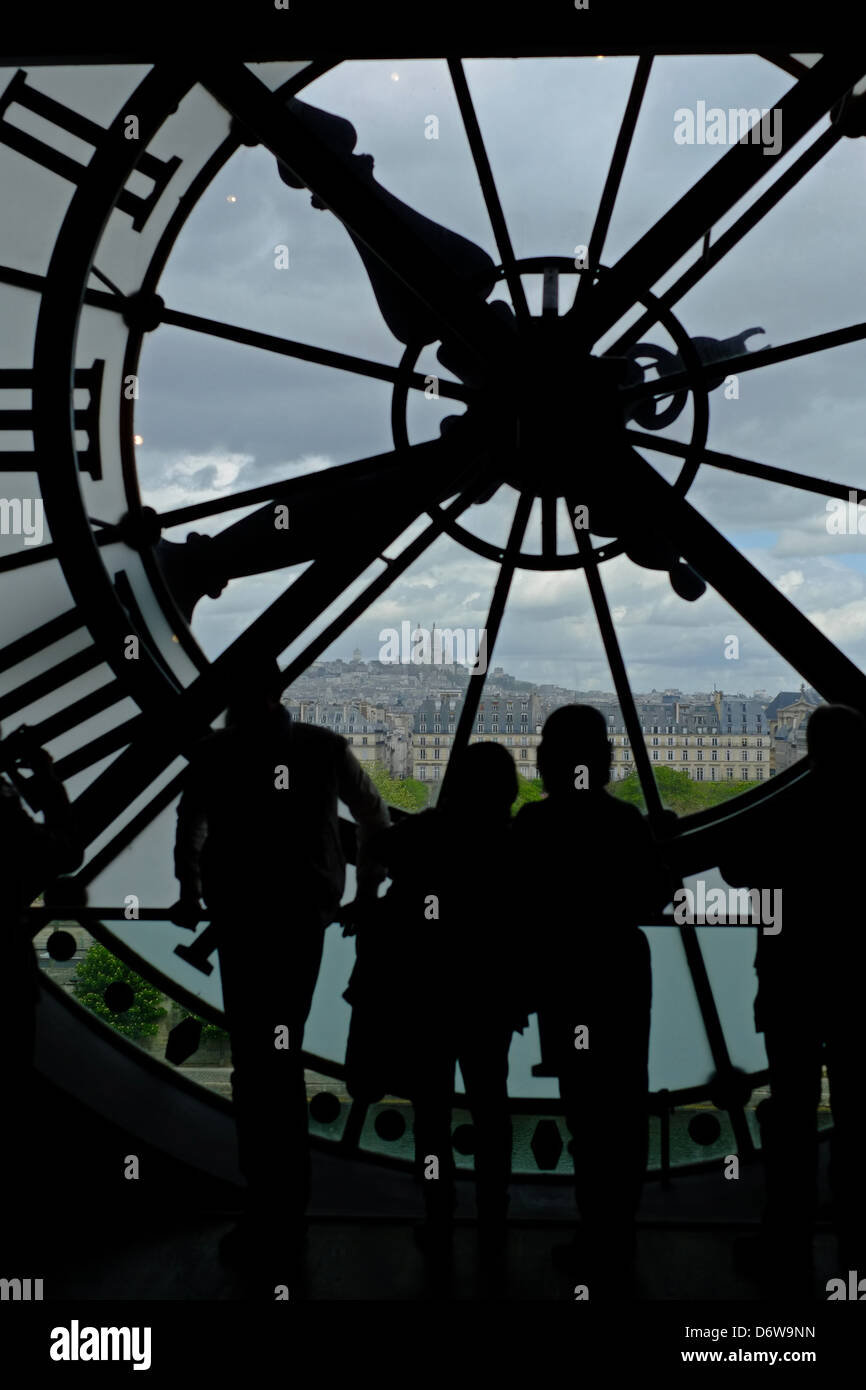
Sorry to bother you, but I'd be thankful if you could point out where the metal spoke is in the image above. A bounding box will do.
[199,63,513,376]
[605,124,840,357]
[618,442,866,709]
[567,505,665,828]
[53,714,145,781]
[571,55,653,311]
[627,429,866,504]
[447,58,530,323]
[72,771,186,887]
[445,490,534,777]
[155,439,453,530]
[581,53,865,348]
[279,470,493,688]
[570,496,755,1157]
[541,496,558,557]
[160,306,469,401]
[69,437,487,847]
[622,319,866,410]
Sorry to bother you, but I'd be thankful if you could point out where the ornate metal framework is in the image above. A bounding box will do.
[2,46,866,1178]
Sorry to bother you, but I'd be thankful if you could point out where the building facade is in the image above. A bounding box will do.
[409,691,543,782]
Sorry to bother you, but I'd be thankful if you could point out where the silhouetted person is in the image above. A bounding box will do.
[171,662,389,1263]
[346,743,524,1257]
[0,725,81,1256]
[722,702,866,1289]
[511,705,669,1289]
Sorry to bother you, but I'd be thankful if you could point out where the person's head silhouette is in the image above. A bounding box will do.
[226,659,284,730]
[537,704,611,798]
[438,741,518,820]
[806,702,866,780]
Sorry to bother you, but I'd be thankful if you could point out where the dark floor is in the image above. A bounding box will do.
[29,1137,844,1302]
[37,1212,843,1302]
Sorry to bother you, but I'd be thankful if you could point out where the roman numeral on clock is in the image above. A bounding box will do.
[0,70,181,232]
[0,363,105,478]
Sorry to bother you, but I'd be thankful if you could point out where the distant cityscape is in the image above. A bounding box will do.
[284,650,823,786]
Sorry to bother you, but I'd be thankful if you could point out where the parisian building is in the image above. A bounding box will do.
[409,691,543,783]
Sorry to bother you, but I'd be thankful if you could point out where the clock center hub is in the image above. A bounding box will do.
[486,321,628,500]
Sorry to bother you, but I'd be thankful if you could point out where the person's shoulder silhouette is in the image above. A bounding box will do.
[513,704,669,928]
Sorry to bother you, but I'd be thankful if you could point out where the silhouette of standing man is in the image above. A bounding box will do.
[348,742,523,1258]
[171,661,389,1262]
[722,702,866,1291]
[511,705,669,1290]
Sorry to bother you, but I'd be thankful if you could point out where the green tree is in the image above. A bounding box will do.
[182,1012,230,1042]
[363,760,430,812]
[73,942,166,1040]
[513,771,544,813]
[610,765,758,817]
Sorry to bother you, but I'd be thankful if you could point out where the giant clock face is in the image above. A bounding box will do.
[3,50,865,1178]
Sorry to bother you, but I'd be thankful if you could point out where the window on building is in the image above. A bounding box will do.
[419,750,426,759]
[725,750,731,760]
[757,768,764,779]
[742,750,748,760]
[711,737,718,746]
[697,750,703,760]
[652,737,659,746]
[434,749,440,759]
[756,751,763,761]
[711,750,718,760]
[727,768,734,779]
[696,767,704,781]
[652,751,659,761]
[668,750,675,760]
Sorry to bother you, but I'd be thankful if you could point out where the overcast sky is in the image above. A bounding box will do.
[133,53,866,699]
